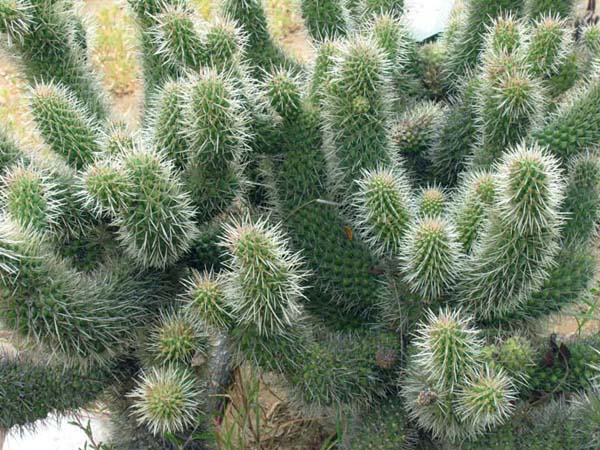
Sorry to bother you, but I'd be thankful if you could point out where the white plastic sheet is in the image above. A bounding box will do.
[405,0,456,41]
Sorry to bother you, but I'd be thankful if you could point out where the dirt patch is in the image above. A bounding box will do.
[218,367,332,450]
[279,24,314,63]
[81,0,143,128]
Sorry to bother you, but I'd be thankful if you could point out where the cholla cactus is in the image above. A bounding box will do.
[0,1,599,449]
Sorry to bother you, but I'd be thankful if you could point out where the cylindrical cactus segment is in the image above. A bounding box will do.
[459,143,565,320]
[561,152,600,244]
[444,0,525,87]
[525,0,575,19]
[1,164,60,233]
[417,185,447,216]
[150,2,204,73]
[430,76,480,185]
[402,308,518,442]
[530,75,600,161]
[0,219,159,366]
[102,122,137,157]
[411,308,482,390]
[203,16,247,69]
[148,80,189,169]
[220,216,306,337]
[301,0,349,41]
[0,352,117,431]
[220,0,301,77]
[308,39,338,103]
[353,164,415,256]
[357,0,404,19]
[451,171,496,253]
[473,52,544,168]
[184,68,249,166]
[580,23,600,57]
[323,36,393,195]
[367,12,410,67]
[483,14,526,56]
[80,158,128,218]
[117,147,198,268]
[182,68,248,222]
[526,15,572,77]
[400,217,463,301]
[29,82,102,169]
[391,100,445,181]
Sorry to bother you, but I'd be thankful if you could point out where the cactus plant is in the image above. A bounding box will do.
[0,1,599,449]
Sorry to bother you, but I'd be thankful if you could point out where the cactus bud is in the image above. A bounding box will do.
[263,68,303,119]
[128,365,202,436]
[455,366,516,432]
[182,268,233,331]
[0,0,32,44]
[418,186,446,216]
[147,308,209,365]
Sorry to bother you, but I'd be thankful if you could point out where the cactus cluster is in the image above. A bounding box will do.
[0,0,599,449]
